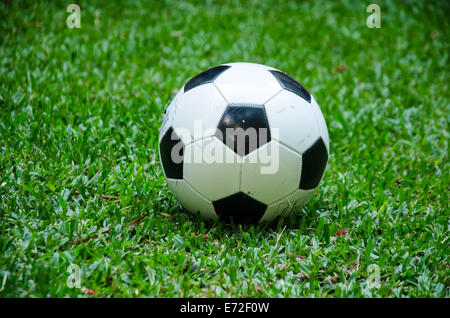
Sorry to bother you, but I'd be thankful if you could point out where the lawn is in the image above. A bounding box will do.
[0,0,448,297]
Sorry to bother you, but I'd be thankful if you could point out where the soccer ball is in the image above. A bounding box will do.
[159,62,329,224]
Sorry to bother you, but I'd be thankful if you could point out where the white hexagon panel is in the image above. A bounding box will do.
[214,63,282,105]
[260,188,317,223]
[183,137,242,202]
[172,83,228,145]
[159,88,182,144]
[265,89,320,155]
[240,140,302,205]
[311,95,330,152]
[166,179,218,221]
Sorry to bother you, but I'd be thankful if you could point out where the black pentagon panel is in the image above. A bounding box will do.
[299,137,328,189]
[216,105,271,156]
[269,70,311,103]
[184,65,231,93]
[159,127,184,179]
[213,192,267,224]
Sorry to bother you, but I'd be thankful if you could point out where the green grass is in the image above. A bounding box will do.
[0,0,448,297]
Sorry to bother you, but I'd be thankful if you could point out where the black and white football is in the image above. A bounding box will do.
[159,62,329,224]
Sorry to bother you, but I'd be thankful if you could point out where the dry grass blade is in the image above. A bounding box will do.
[70,213,148,245]
[159,212,176,221]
